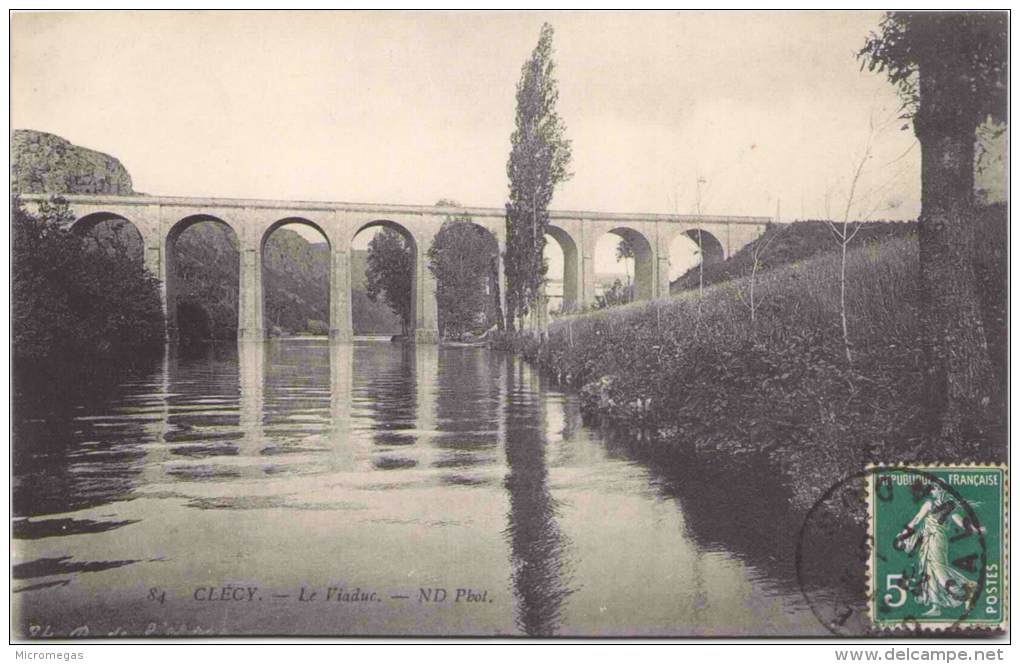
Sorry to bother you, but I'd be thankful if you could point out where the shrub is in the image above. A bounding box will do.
[307,319,330,336]
[592,279,633,310]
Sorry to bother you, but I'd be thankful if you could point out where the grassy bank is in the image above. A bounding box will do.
[501,211,1006,514]
[670,219,917,293]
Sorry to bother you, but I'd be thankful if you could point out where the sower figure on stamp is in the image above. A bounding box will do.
[896,485,982,617]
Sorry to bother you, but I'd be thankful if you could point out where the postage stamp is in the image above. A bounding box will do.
[867,464,1008,631]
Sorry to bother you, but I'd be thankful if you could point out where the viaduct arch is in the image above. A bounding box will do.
[27,194,769,343]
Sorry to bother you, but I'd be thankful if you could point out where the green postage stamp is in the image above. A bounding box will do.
[868,464,1008,631]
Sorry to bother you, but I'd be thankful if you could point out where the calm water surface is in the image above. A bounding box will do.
[13,340,826,637]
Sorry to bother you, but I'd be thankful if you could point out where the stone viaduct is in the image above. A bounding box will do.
[19,194,770,343]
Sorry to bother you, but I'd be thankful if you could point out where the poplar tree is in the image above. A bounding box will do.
[504,23,572,331]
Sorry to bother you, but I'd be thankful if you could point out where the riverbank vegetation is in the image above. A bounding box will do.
[12,197,165,389]
[499,206,1005,514]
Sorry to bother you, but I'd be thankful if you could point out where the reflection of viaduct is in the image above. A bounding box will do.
[20,194,769,343]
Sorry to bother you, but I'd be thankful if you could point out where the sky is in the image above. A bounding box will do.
[12,10,921,276]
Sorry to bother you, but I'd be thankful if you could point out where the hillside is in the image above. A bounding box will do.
[261,229,330,335]
[11,130,402,339]
[172,222,241,339]
[671,220,918,294]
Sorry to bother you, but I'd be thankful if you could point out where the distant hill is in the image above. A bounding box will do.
[671,220,918,294]
[11,130,402,339]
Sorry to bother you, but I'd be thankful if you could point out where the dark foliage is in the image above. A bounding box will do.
[12,197,165,387]
[176,301,212,345]
[858,12,1007,125]
[366,228,415,334]
[427,218,499,338]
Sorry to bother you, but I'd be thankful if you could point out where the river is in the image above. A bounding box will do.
[12,339,827,637]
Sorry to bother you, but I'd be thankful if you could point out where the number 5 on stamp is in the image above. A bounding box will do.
[867,464,1008,631]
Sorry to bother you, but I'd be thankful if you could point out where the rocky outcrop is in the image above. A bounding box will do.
[11,129,134,195]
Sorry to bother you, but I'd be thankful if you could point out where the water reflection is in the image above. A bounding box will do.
[164,343,243,481]
[357,344,418,454]
[432,348,501,486]
[503,357,574,636]
[262,341,330,464]
[12,340,825,637]
[12,363,156,517]
[238,340,265,459]
[603,431,804,585]
[329,342,356,471]
[415,344,438,438]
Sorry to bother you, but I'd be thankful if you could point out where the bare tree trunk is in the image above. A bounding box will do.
[825,117,873,368]
[749,250,757,325]
[838,239,851,365]
[697,228,704,314]
[915,67,996,448]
